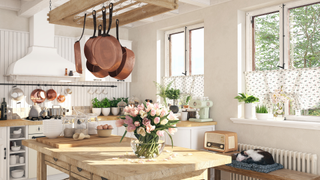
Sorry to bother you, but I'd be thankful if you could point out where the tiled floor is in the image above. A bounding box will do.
[28,173,69,180]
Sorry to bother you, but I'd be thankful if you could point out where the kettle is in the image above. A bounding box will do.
[28,103,41,118]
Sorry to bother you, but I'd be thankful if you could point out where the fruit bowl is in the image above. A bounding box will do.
[97,129,113,137]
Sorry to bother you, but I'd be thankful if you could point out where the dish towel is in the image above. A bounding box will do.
[227,160,284,173]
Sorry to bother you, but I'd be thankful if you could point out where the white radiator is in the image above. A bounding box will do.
[230,143,318,180]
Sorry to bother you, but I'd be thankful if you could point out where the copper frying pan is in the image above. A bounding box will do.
[92,3,122,72]
[46,89,57,101]
[31,89,46,104]
[74,14,87,74]
[84,10,98,66]
[109,19,135,80]
[86,25,109,78]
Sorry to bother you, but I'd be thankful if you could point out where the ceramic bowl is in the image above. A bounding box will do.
[97,129,113,137]
[11,146,21,151]
[43,120,62,139]
[11,133,21,138]
[11,169,24,178]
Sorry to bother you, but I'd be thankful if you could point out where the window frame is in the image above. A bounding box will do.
[245,0,320,122]
[165,23,204,77]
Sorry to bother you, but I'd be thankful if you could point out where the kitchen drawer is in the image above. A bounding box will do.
[71,165,91,179]
[71,172,91,180]
[45,155,70,170]
[29,125,43,134]
[45,161,69,175]
[93,174,109,180]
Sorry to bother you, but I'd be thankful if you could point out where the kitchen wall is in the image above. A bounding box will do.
[0,9,130,118]
[128,0,320,176]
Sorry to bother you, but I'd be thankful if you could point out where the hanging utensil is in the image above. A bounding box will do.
[84,10,98,66]
[10,86,24,101]
[46,89,57,101]
[74,14,87,74]
[92,3,122,72]
[31,89,46,104]
[57,88,66,103]
[109,19,135,80]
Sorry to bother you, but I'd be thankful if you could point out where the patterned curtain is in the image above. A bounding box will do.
[163,75,204,98]
[245,67,320,110]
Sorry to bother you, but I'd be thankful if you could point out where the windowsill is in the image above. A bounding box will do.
[230,118,320,130]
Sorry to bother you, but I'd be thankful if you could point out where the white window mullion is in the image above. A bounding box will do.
[279,4,286,69]
[246,13,253,72]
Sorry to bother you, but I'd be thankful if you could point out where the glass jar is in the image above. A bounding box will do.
[87,113,98,135]
[74,115,88,132]
[117,100,127,115]
[129,96,140,107]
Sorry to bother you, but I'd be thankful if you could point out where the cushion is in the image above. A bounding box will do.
[227,160,284,173]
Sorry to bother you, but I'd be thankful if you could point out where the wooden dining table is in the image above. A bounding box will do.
[22,136,231,180]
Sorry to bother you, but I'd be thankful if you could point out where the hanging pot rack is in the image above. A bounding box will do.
[47,0,178,29]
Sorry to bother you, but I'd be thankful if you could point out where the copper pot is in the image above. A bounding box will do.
[74,14,87,74]
[30,89,46,104]
[46,89,57,101]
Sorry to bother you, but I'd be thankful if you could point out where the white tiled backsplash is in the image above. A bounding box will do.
[0,29,128,118]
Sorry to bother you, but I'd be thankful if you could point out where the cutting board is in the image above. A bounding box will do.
[36,135,126,149]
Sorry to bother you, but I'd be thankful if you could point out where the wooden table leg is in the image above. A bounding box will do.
[214,168,221,180]
[37,152,47,180]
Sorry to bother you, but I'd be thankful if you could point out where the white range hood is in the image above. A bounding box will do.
[6,9,79,82]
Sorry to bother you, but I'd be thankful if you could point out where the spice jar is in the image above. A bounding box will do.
[74,115,88,134]
[87,113,98,135]
[117,100,127,115]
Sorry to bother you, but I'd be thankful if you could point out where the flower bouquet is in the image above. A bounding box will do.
[116,102,179,158]
[271,86,290,118]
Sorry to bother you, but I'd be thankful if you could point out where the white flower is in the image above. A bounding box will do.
[137,127,146,137]
[139,110,147,119]
[156,109,161,116]
[160,119,168,125]
[277,110,283,114]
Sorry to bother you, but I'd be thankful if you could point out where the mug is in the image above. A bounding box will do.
[10,155,16,165]
[181,111,188,121]
[19,156,25,164]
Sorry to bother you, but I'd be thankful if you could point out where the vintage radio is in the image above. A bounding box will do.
[204,131,238,152]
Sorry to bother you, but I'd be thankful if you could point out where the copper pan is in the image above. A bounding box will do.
[109,19,135,80]
[46,89,57,101]
[30,89,46,104]
[92,3,122,72]
[86,25,109,78]
[84,10,98,66]
[74,14,87,74]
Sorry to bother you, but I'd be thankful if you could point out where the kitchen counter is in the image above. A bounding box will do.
[22,136,231,180]
[0,119,42,127]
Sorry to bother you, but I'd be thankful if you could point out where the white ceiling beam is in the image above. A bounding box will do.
[0,0,20,11]
[179,0,210,7]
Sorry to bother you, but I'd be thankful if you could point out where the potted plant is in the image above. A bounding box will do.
[234,93,259,119]
[166,88,180,113]
[110,97,122,115]
[256,105,269,120]
[91,97,102,115]
[154,80,173,108]
[101,98,111,116]
[180,93,192,109]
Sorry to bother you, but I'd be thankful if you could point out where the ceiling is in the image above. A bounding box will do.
[0,0,231,28]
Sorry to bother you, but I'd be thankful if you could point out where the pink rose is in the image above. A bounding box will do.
[154,117,160,124]
[124,116,133,125]
[143,118,151,126]
[134,121,140,127]
[154,103,159,109]
[160,109,168,117]
[168,128,177,135]
[146,103,154,112]
[156,130,165,137]
[137,104,145,111]
[146,125,155,133]
[130,109,138,117]
[127,124,136,132]
[168,112,177,120]
[115,119,124,127]
[150,109,156,116]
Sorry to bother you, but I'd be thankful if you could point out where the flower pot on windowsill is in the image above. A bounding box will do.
[102,108,111,116]
[92,108,101,116]
[274,115,284,121]
[244,103,254,119]
[256,113,269,120]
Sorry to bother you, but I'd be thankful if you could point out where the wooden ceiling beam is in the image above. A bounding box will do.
[136,0,178,10]
[52,4,171,30]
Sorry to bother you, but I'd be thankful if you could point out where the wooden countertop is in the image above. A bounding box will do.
[22,137,231,180]
[0,119,42,127]
[97,115,120,121]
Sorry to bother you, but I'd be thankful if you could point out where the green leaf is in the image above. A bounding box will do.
[120,130,127,143]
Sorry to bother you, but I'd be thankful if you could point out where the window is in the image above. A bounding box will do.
[165,24,204,77]
[246,0,320,120]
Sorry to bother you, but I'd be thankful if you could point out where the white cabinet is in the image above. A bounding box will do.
[165,125,215,150]
[0,127,7,180]
[81,37,132,82]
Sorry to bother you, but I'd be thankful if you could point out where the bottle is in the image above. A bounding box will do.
[65,68,68,76]
[1,98,7,120]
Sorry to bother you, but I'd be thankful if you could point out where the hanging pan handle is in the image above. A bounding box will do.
[102,6,107,36]
[91,10,97,38]
[98,24,102,36]
[105,3,113,36]
[77,13,86,42]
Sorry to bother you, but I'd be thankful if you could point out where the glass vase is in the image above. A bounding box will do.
[130,135,165,159]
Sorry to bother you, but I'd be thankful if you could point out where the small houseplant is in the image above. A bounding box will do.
[271,86,290,121]
[256,105,269,120]
[154,80,173,108]
[166,88,180,113]
[116,102,179,159]
[180,93,192,108]
[110,97,123,115]
[234,93,259,119]
[91,97,102,115]
[101,98,111,116]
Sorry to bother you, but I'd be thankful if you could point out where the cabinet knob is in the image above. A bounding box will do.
[101,177,108,180]
[53,157,58,162]
[77,167,82,172]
